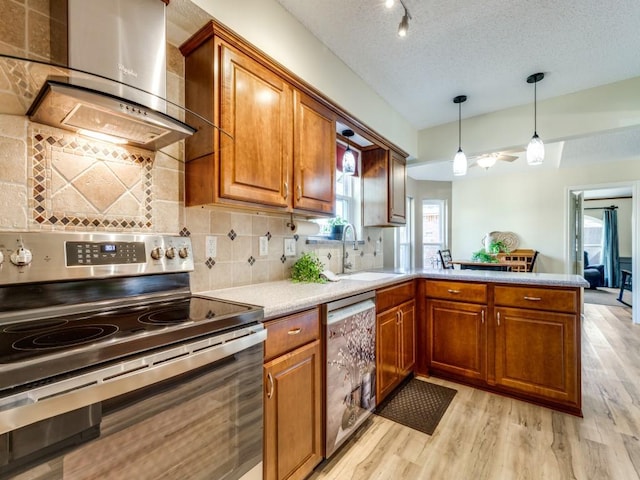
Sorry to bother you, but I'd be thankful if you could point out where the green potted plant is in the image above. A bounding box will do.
[471,240,510,263]
[291,252,327,283]
[327,217,348,240]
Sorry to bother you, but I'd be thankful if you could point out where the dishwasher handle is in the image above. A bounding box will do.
[326,299,376,325]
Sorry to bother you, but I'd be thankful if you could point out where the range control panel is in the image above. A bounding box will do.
[66,241,146,266]
[0,233,194,286]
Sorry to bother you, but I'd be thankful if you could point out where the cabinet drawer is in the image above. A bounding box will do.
[494,286,578,313]
[264,308,320,361]
[376,281,416,312]
[425,280,487,303]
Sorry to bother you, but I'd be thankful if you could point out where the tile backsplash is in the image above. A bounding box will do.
[0,2,384,292]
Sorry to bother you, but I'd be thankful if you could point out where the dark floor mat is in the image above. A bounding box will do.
[375,378,456,435]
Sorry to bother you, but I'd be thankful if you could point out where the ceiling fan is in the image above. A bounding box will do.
[468,151,520,170]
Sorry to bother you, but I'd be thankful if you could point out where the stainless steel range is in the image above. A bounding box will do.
[0,232,265,479]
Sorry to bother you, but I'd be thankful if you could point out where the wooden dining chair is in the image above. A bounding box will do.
[438,249,454,269]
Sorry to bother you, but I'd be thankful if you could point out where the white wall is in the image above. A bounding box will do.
[191,0,418,157]
[452,158,640,274]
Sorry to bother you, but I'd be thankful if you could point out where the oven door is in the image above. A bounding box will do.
[1,325,266,479]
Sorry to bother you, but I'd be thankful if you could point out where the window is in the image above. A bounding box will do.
[395,196,414,270]
[422,200,447,269]
[315,141,362,238]
[584,214,603,264]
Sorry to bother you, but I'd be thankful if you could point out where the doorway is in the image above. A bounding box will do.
[568,182,638,324]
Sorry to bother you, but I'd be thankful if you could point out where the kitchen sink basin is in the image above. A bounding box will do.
[342,272,403,281]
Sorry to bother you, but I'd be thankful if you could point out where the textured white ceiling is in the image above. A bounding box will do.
[275,0,640,130]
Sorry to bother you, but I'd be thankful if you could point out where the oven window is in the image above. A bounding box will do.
[15,343,263,480]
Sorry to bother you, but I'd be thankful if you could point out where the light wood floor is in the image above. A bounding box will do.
[310,303,640,480]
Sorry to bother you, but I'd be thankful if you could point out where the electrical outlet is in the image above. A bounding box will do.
[259,236,269,256]
[284,238,296,256]
[205,236,217,258]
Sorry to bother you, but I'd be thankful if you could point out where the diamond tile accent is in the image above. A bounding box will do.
[180,227,191,237]
[248,256,256,266]
[294,234,299,241]
[29,126,153,230]
[345,252,349,259]
[280,255,287,263]
[360,251,364,257]
[266,231,272,241]
[205,258,216,269]
[327,252,332,260]
[228,229,237,241]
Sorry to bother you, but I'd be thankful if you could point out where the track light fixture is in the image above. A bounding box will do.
[452,95,468,176]
[526,72,545,166]
[397,1,412,37]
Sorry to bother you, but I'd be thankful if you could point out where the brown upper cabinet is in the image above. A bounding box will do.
[180,21,335,215]
[362,148,407,226]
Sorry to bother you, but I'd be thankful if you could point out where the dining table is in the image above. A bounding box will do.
[450,260,529,271]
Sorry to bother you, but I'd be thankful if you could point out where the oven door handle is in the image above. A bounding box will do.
[0,325,266,435]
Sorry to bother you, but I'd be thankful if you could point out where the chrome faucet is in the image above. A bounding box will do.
[341,223,358,273]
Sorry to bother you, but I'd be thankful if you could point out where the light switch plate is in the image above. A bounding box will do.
[205,236,217,258]
[284,238,296,256]
[259,236,269,256]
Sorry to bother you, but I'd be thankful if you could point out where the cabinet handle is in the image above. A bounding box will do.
[396,311,401,325]
[284,182,289,200]
[524,296,542,301]
[398,309,403,324]
[481,310,485,324]
[267,372,274,399]
[497,312,501,326]
[447,289,461,294]
[296,184,302,200]
[287,327,302,335]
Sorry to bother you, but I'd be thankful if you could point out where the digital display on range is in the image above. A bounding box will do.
[101,244,117,253]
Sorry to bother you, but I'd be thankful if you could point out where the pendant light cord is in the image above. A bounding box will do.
[458,101,462,150]
[533,81,537,135]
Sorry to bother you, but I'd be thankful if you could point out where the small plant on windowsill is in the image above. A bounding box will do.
[327,216,348,240]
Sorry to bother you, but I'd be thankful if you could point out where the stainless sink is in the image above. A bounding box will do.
[341,272,402,281]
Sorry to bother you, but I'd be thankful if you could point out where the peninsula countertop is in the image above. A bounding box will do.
[198,269,589,319]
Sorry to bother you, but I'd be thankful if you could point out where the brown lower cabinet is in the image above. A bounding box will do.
[376,281,416,404]
[263,309,322,480]
[425,280,582,415]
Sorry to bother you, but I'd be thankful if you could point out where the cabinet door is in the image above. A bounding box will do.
[219,41,293,208]
[389,150,406,224]
[264,340,322,480]
[293,91,336,214]
[376,309,400,404]
[398,300,416,376]
[494,307,579,406]
[427,299,486,381]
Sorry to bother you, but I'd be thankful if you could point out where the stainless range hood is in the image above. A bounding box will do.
[27,78,195,151]
[25,0,195,151]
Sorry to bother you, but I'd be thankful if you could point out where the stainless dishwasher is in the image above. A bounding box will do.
[324,291,376,458]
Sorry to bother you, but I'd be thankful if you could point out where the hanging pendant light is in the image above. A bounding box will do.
[341,129,356,176]
[397,1,411,37]
[526,72,545,166]
[452,95,468,176]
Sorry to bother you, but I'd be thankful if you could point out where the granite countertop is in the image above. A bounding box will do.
[198,269,589,319]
